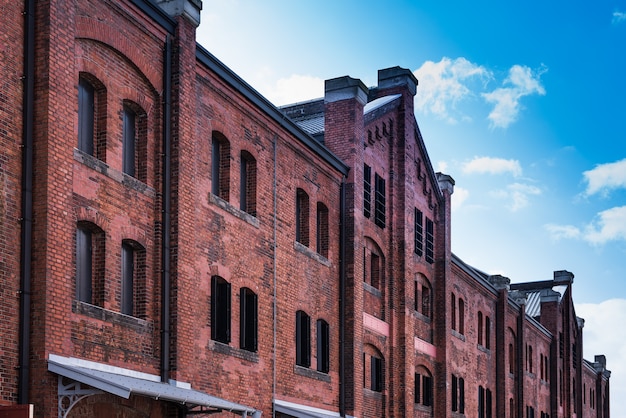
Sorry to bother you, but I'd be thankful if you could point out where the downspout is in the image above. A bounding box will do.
[160,35,172,383]
[18,0,35,404]
[272,137,278,417]
[339,177,346,417]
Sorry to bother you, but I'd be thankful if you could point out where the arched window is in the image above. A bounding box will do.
[78,74,106,160]
[240,287,257,352]
[316,319,329,373]
[211,276,231,344]
[458,297,465,335]
[296,310,310,367]
[122,101,148,182]
[316,202,329,258]
[485,316,491,349]
[296,188,309,246]
[363,345,384,392]
[76,221,106,307]
[121,239,146,317]
[240,151,257,216]
[415,366,433,407]
[212,132,230,201]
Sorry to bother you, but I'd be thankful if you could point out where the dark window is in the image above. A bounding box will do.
[414,208,423,256]
[78,78,95,155]
[370,252,381,289]
[212,132,230,201]
[296,310,310,367]
[316,319,330,373]
[121,240,146,317]
[451,293,457,331]
[509,343,515,374]
[478,311,484,345]
[422,284,431,318]
[486,388,492,418]
[415,373,421,404]
[479,386,485,418]
[240,288,257,352]
[76,222,105,307]
[485,316,491,349]
[459,377,465,413]
[458,298,465,334]
[122,105,136,177]
[371,355,383,392]
[423,375,433,407]
[425,217,434,263]
[452,374,458,412]
[364,164,372,218]
[374,173,386,228]
[316,203,329,258]
[240,151,257,216]
[211,276,231,344]
[296,189,310,246]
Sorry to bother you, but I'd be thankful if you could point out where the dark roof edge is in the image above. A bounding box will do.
[196,44,349,175]
[510,280,555,291]
[451,253,498,297]
[131,0,177,34]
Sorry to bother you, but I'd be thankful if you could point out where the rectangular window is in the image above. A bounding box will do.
[370,252,381,289]
[240,288,257,352]
[485,316,491,349]
[122,105,136,177]
[78,78,95,156]
[479,386,485,418]
[459,377,465,413]
[240,151,257,216]
[211,276,231,344]
[414,208,423,256]
[486,388,492,418]
[425,217,434,263]
[422,286,431,318]
[316,319,330,373]
[212,134,230,201]
[364,164,372,218]
[374,173,386,228]
[296,310,310,367]
[371,356,383,392]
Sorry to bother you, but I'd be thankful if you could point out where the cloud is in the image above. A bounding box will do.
[582,158,626,197]
[257,74,324,106]
[451,186,470,211]
[584,205,626,244]
[613,11,626,24]
[482,65,547,128]
[462,156,522,177]
[545,205,626,245]
[492,183,542,211]
[544,224,582,241]
[414,57,491,124]
[576,299,626,414]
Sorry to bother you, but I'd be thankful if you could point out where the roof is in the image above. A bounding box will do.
[363,94,401,114]
[48,354,261,417]
[274,399,340,418]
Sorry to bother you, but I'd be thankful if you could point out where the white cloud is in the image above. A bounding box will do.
[501,183,542,211]
[414,57,491,124]
[451,186,470,211]
[259,74,324,106]
[544,223,582,241]
[576,299,626,414]
[482,65,547,128]
[584,205,626,245]
[613,11,626,24]
[545,205,626,245]
[582,158,626,197]
[462,156,522,177]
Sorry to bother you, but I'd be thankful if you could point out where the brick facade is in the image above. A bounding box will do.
[0,0,610,417]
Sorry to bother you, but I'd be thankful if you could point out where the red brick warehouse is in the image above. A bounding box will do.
[0,0,610,417]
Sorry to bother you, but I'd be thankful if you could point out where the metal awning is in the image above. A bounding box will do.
[274,399,340,418]
[48,354,261,417]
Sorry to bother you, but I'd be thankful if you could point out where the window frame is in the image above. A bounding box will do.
[316,319,330,373]
[240,287,258,352]
[211,276,231,344]
[296,310,311,367]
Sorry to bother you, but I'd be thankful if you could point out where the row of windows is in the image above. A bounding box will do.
[75,222,146,318]
[210,276,258,352]
[414,208,434,264]
[295,311,330,373]
[450,292,465,334]
[477,311,491,349]
[524,406,550,418]
[363,164,386,228]
[78,75,148,182]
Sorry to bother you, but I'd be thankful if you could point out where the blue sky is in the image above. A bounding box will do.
[196,1,626,413]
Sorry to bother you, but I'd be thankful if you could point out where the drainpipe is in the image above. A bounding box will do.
[272,137,277,417]
[160,35,172,383]
[18,0,35,405]
[339,177,346,417]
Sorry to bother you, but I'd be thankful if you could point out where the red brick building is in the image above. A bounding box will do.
[0,0,610,417]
